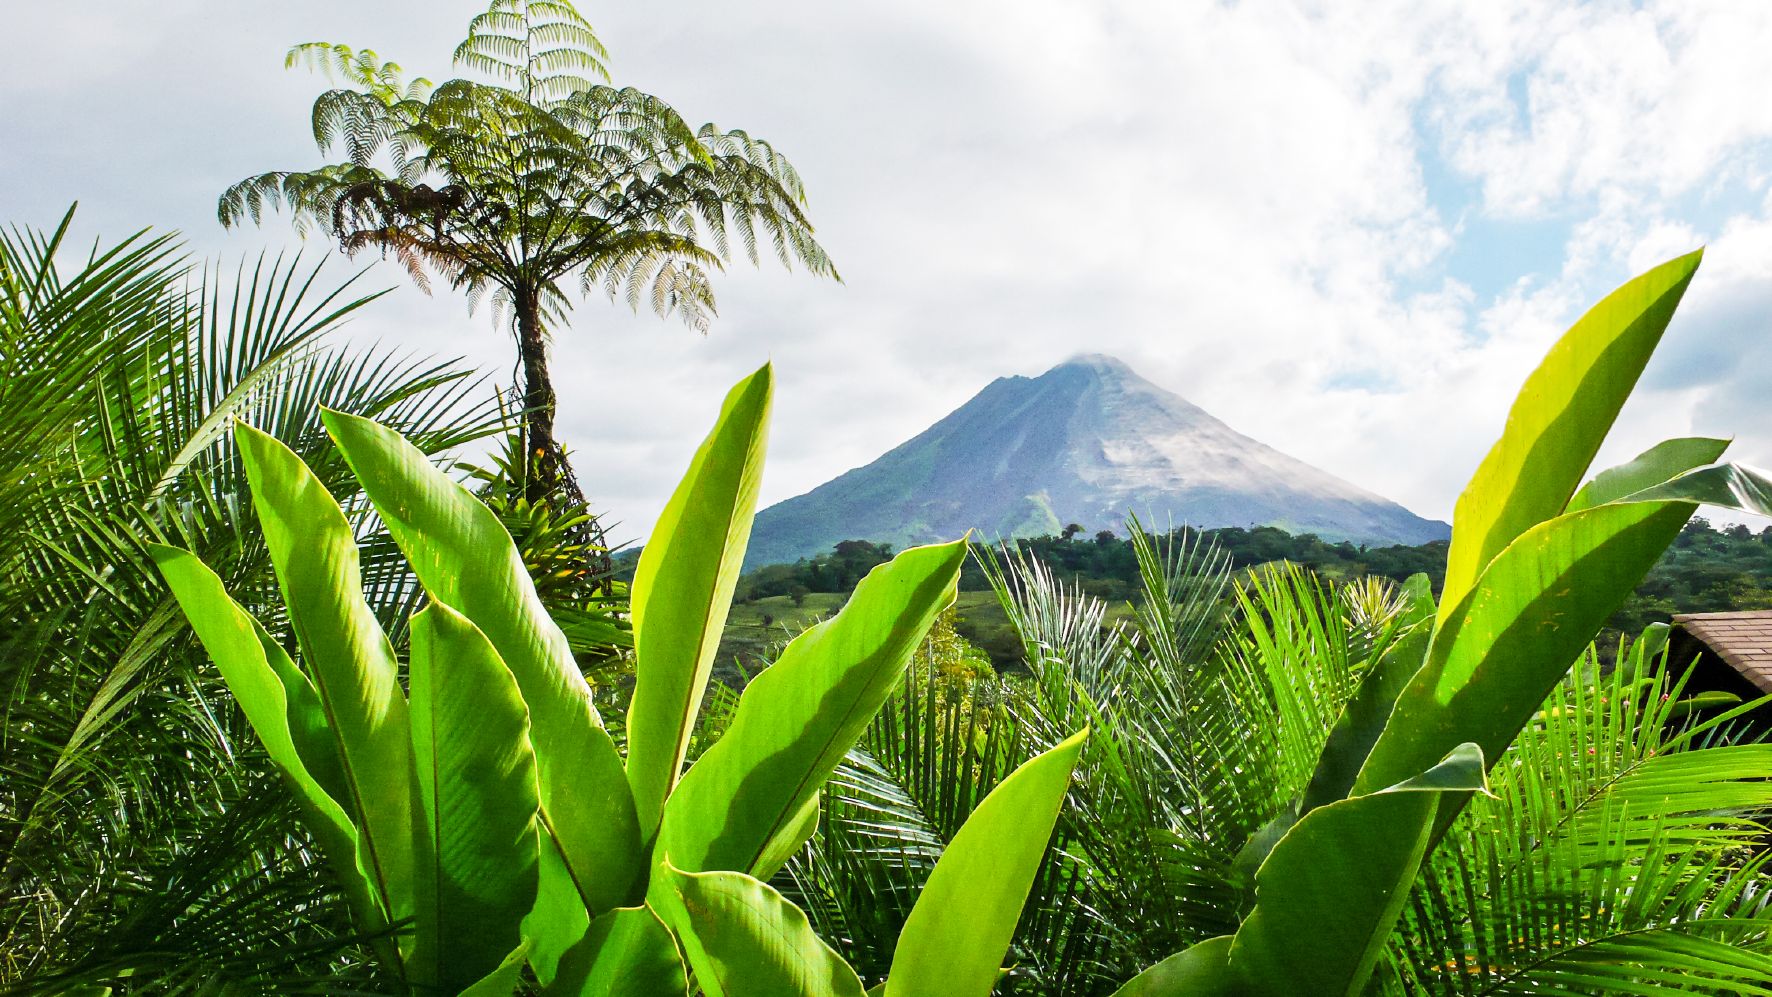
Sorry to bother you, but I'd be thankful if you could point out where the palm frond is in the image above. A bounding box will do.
[1392,637,1772,995]
[0,209,503,993]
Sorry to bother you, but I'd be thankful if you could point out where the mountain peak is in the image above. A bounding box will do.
[744,356,1448,567]
[1056,352,1135,375]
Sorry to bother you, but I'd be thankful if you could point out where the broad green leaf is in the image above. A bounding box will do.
[525,836,592,985]
[1108,936,1233,997]
[1298,618,1431,814]
[408,602,542,995]
[654,864,865,997]
[884,728,1087,997]
[235,422,414,925]
[548,905,688,997]
[460,943,531,997]
[1228,745,1488,997]
[753,790,820,878]
[657,540,967,878]
[147,545,388,960]
[628,365,771,841]
[1358,501,1693,796]
[322,408,641,915]
[1566,436,1730,512]
[1622,460,1772,513]
[1439,251,1701,619]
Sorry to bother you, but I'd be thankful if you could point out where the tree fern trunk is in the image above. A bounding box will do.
[514,286,575,506]
[514,285,613,591]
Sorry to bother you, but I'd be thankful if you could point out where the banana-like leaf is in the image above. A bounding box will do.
[460,944,531,997]
[1622,461,1772,513]
[628,365,771,841]
[408,602,542,995]
[1357,500,1693,795]
[1228,745,1489,997]
[1297,617,1432,814]
[753,790,821,878]
[655,864,866,997]
[657,540,968,878]
[1566,436,1730,513]
[548,905,687,997]
[322,408,641,919]
[1356,461,1767,810]
[525,837,593,985]
[147,545,390,961]
[1439,251,1701,618]
[1108,936,1233,997]
[884,728,1087,997]
[235,422,415,926]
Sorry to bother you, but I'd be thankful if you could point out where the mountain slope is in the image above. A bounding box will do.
[746,354,1448,567]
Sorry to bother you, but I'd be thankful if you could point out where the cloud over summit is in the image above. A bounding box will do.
[4,0,1770,539]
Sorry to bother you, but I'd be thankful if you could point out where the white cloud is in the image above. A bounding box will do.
[3,0,1770,541]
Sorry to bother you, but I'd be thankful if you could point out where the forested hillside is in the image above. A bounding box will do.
[731,518,1772,668]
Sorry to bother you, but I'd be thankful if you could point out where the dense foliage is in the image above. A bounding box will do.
[1613,515,1772,630]
[738,527,1449,602]
[148,364,1086,996]
[0,208,505,992]
[9,3,1772,991]
[743,516,1770,662]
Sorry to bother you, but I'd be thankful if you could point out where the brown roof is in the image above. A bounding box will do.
[1674,611,1772,694]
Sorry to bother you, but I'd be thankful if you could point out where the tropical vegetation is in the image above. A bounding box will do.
[149,364,1085,995]
[0,207,503,991]
[7,3,1772,995]
[219,0,836,514]
[738,518,1770,665]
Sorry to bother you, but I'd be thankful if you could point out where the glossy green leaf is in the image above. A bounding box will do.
[884,728,1087,997]
[460,944,531,997]
[1228,745,1488,997]
[1108,936,1233,997]
[1566,436,1730,512]
[1439,251,1701,619]
[1298,618,1432,814]
[1622,460,1772,513]
[234,422,414,926]
[655,864,865,997]
[147,545,389,958]
[753,790,821,879]
[628,365,771,841]
[1358,501,1693,796]
[408,602,542,995]
[548,905,687,997]
[322,408,641,917]
[657,540,968,878]
[525,836,592,985]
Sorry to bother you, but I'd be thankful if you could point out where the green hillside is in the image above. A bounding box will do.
[725,518,1772,671]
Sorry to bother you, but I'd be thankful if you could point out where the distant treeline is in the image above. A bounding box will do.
[736,519,1772,632]
[1612,517,1772,631]
[735,525,1448,603]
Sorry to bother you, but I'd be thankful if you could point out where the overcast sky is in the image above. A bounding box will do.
[5,0,1772,542]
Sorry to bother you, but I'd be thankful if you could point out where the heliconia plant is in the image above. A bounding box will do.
[150,363,1086,996]
[1112,251,1772,996]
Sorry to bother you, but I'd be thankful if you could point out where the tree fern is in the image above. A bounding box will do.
[221,0,836,518]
